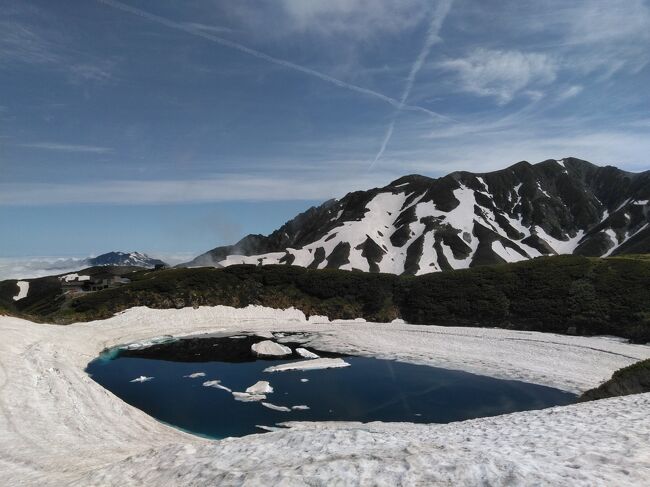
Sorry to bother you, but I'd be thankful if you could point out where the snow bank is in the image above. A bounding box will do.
[59,273,91,282]
[264,358,351,373]
[121,335,176,350]
[12,281,29,301]
[1,305,650,485]
[251,340,292,357]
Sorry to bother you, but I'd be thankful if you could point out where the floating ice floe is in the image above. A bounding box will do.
[232,392,266,402]
[130,376,153,383]
[251,340,292,357]
[261,402,291,412]
[202,380,232,392]
[295,348,319,359]
[264,358,350,373]
[12,281,29,301]
[300,378,309,383]
[246,380,274,395]
[292,405,310,410]
[183,372,206,379]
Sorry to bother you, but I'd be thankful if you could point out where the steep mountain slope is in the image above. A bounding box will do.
[186,158,650,275]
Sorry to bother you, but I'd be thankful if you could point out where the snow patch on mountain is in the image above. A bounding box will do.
[12,281,29,301]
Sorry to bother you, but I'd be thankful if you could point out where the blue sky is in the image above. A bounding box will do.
[1,0,649,261]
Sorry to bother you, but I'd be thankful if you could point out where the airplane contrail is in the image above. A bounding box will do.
[97,0,449,121]
[370,0,454,168]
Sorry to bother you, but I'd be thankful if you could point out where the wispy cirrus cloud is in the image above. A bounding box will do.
[0,8,117,84]
[0,172,393,206]
[97,0,447,121]
[439,49,558,104]
[371,0,454,167]
[276,0,431,39]
[17,142,113,154]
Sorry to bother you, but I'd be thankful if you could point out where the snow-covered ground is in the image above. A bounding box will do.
[12,280,29,301]
[1,305,649,486]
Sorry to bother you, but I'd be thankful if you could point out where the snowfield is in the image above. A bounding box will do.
[1,305,650,486]
[12,280,29,301]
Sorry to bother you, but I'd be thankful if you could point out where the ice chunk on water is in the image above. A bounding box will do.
[202,380,232,392]
[233,392,266,402]
[130,376,153,383]
[183,372,206,378]
[251,340,292,357]
[246,380,274,394]
[264,358,350,373]
[261,402,291,412]
[295,348,319,359]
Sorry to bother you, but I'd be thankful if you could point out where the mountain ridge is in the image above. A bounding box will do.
[184,157,650,274]
[86,251,166,268]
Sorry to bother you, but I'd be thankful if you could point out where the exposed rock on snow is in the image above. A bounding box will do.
[245,381,274,395]
[261,402,291,412]
[251,340,292,357]
[130,376,153,383]
[295,347,319,359]
[12,281,29,301]
[1,305,650,485]
[264,358,351,373]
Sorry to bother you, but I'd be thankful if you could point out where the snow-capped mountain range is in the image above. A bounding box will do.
[185,158,650,275]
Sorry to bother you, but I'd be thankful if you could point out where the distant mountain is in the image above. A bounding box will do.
[86,252,166,268]
[184,158,650,275]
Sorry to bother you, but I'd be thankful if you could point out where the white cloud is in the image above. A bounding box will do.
[439,49,558,104]
[0,173,393,206]
[557,85,583,101]
[17,143,113,153]
[98,0,445,121]
[0,256,86,281]
[0,13,117,84]
[277,0,431,39]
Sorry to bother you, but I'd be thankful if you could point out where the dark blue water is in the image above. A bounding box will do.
[87,350,575,439]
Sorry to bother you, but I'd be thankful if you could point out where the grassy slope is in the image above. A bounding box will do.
[2,255,648,342]
[580,359,650,401]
